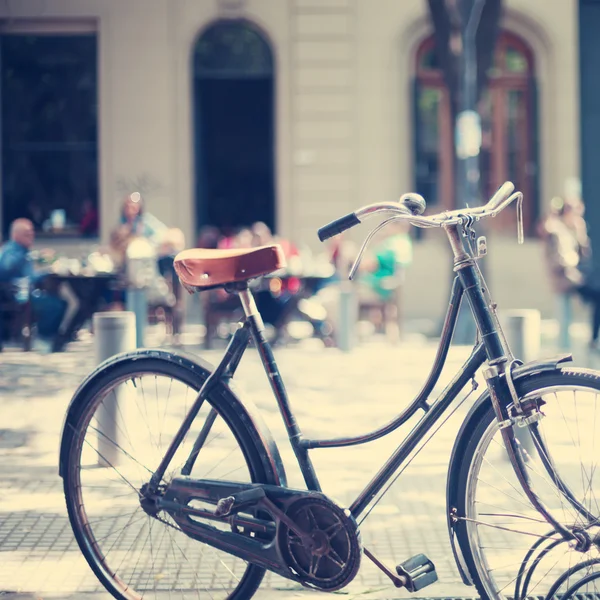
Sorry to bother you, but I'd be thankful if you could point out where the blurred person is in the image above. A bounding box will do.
[0,218,78,350]
[251,221,272,247]
[119,192,168,247]
[106,194,185,310]
[239,222,299,337]
[358,220,413,303]
[117,192,186,259]
[79,198,99,237]
[253,221,301,265]
[235,228,254,249]
[540,188,600,350]
[118,192,185,255]
[158,227,186,258]
[565,184,600,350]
[354,221,412,335]
[217,227,252,249]
[197,225,221,249]
[540,196,583,350]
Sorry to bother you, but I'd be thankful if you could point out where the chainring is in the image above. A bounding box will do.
[278,496,361,591]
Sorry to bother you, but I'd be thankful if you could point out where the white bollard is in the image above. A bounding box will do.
[499,309,542,455]
[500,309,542,363]
[337,280,358,352]
[93,312,136,467]
[126,288,147,348]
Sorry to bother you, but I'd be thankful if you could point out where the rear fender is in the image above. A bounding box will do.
[58,348,288,487]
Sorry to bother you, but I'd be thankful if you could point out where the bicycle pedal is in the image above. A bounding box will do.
[215,496,235,517]
[395,554,438,592]
[215,487,266,517]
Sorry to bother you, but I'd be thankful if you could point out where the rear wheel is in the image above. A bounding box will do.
[62,356,279,599]
[453,369,600,600]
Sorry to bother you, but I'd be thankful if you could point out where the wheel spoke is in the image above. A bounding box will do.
[462,378,600,600]
[64,366,269,599]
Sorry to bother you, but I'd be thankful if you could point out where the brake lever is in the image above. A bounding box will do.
[348,217,400,280]
[516,193,524,244]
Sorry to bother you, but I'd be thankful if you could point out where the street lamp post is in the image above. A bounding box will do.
[458,0,484,207]
[453,0,485,344]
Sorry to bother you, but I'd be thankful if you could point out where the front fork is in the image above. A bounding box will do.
[483,364,595,549]
[445,221,595,548]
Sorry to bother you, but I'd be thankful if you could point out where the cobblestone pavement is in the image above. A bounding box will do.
[0,329,597,600]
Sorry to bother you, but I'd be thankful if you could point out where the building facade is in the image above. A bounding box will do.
[0,0,582,318]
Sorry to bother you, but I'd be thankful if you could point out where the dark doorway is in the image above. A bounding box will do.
[193,21,275,237]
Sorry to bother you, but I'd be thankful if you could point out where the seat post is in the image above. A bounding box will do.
[238,287,265,329]
[238,286,322,491]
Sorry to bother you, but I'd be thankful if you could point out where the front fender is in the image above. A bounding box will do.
[446,353,572,585]
[58,348,288,487]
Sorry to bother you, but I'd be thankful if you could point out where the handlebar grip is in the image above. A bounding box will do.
[318,213,361,242]
[488,181,515,210]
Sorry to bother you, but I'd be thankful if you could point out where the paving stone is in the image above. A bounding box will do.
[0,333,596,599]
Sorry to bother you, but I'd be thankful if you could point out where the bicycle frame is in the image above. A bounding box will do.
[150,221,580,546]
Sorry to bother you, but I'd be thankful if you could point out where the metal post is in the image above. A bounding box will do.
[453,0,485,345]
[125,237,156,349]
[500,309,541,363]
[460,0,485,206]
[93,311,136,467]
[126,288,147,348]
[337,279,357,352]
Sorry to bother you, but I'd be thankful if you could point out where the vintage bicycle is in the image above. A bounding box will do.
[59,182,600,599]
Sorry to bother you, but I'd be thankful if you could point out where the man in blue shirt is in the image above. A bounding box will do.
[0,218,67,347]
[0,218,36,282]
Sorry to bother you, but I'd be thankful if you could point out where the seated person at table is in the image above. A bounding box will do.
[249,222,297,332]
[0,219,67,345]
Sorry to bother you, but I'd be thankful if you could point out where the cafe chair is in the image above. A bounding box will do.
[0,281,34,352]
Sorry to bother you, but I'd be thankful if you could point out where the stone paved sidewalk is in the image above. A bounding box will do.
[0,331,596,600]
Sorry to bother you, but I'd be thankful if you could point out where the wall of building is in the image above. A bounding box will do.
[0,0,582,319]
[579,0,600,277]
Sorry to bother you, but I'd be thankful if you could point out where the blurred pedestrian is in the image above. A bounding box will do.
[106,193,185,310]
[540,186,600,350]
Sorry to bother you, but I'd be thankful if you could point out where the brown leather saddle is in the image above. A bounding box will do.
[173,245,287,291]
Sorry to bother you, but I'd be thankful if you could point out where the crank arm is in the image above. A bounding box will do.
[215,486,315,545]
[364,547,404,587]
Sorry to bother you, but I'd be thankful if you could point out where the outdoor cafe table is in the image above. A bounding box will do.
[43,272,117,349]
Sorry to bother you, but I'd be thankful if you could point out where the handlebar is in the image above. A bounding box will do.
[317,213,361,242]
[317,181,522,242]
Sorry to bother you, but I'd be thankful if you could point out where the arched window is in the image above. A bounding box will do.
[414,31,538,234]
[193,20,273,78]
[193,21,275,235]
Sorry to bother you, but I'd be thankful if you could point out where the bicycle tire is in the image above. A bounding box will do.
[451,368,600,600]
[61,352,282,600]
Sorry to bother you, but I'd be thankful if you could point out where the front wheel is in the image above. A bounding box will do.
[61,355,280,600]
[453,369,600,600]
